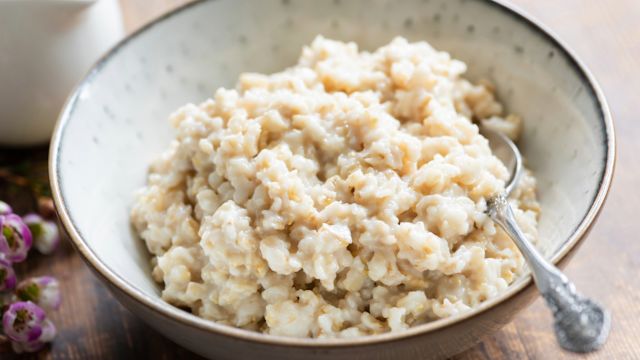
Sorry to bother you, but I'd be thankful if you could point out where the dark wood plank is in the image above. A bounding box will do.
[1,0,639,358]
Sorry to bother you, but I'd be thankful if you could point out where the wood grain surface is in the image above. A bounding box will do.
[2,0,639,358]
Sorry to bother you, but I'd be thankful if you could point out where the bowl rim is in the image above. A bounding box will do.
[49,0,616,348]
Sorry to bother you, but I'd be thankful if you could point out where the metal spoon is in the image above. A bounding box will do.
[483,127,611,353]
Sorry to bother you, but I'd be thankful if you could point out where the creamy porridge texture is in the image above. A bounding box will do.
[131,36,540,338]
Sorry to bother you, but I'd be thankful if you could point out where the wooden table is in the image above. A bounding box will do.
[2,0,639,358]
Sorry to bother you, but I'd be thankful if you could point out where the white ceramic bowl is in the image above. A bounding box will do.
[49,1,615,359]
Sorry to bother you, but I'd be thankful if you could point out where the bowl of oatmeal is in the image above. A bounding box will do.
[49,0,614,359]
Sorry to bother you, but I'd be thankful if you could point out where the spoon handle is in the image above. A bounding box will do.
[488,193,610,353]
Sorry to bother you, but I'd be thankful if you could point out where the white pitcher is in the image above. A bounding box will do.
[0,0,124,146]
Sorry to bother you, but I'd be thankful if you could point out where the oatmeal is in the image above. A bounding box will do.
[131,36,540,338]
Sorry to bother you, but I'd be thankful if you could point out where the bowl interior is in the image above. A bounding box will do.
[53,0,608,334]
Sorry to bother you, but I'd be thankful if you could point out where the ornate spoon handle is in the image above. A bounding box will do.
[488,193,610,353]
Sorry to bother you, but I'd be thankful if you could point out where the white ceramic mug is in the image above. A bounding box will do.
[0,0,124,146]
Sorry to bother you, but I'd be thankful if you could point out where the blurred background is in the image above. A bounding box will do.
[0,0,638,359]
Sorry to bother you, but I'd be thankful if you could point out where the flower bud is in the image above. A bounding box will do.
[22,214,60,255]
[15,276,61,311]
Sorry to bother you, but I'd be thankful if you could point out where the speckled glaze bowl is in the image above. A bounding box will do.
[49,0,615,359]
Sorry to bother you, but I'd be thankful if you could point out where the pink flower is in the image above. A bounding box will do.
[2,301,47,343]
[0,214,32,262]
[3,302,58,353]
